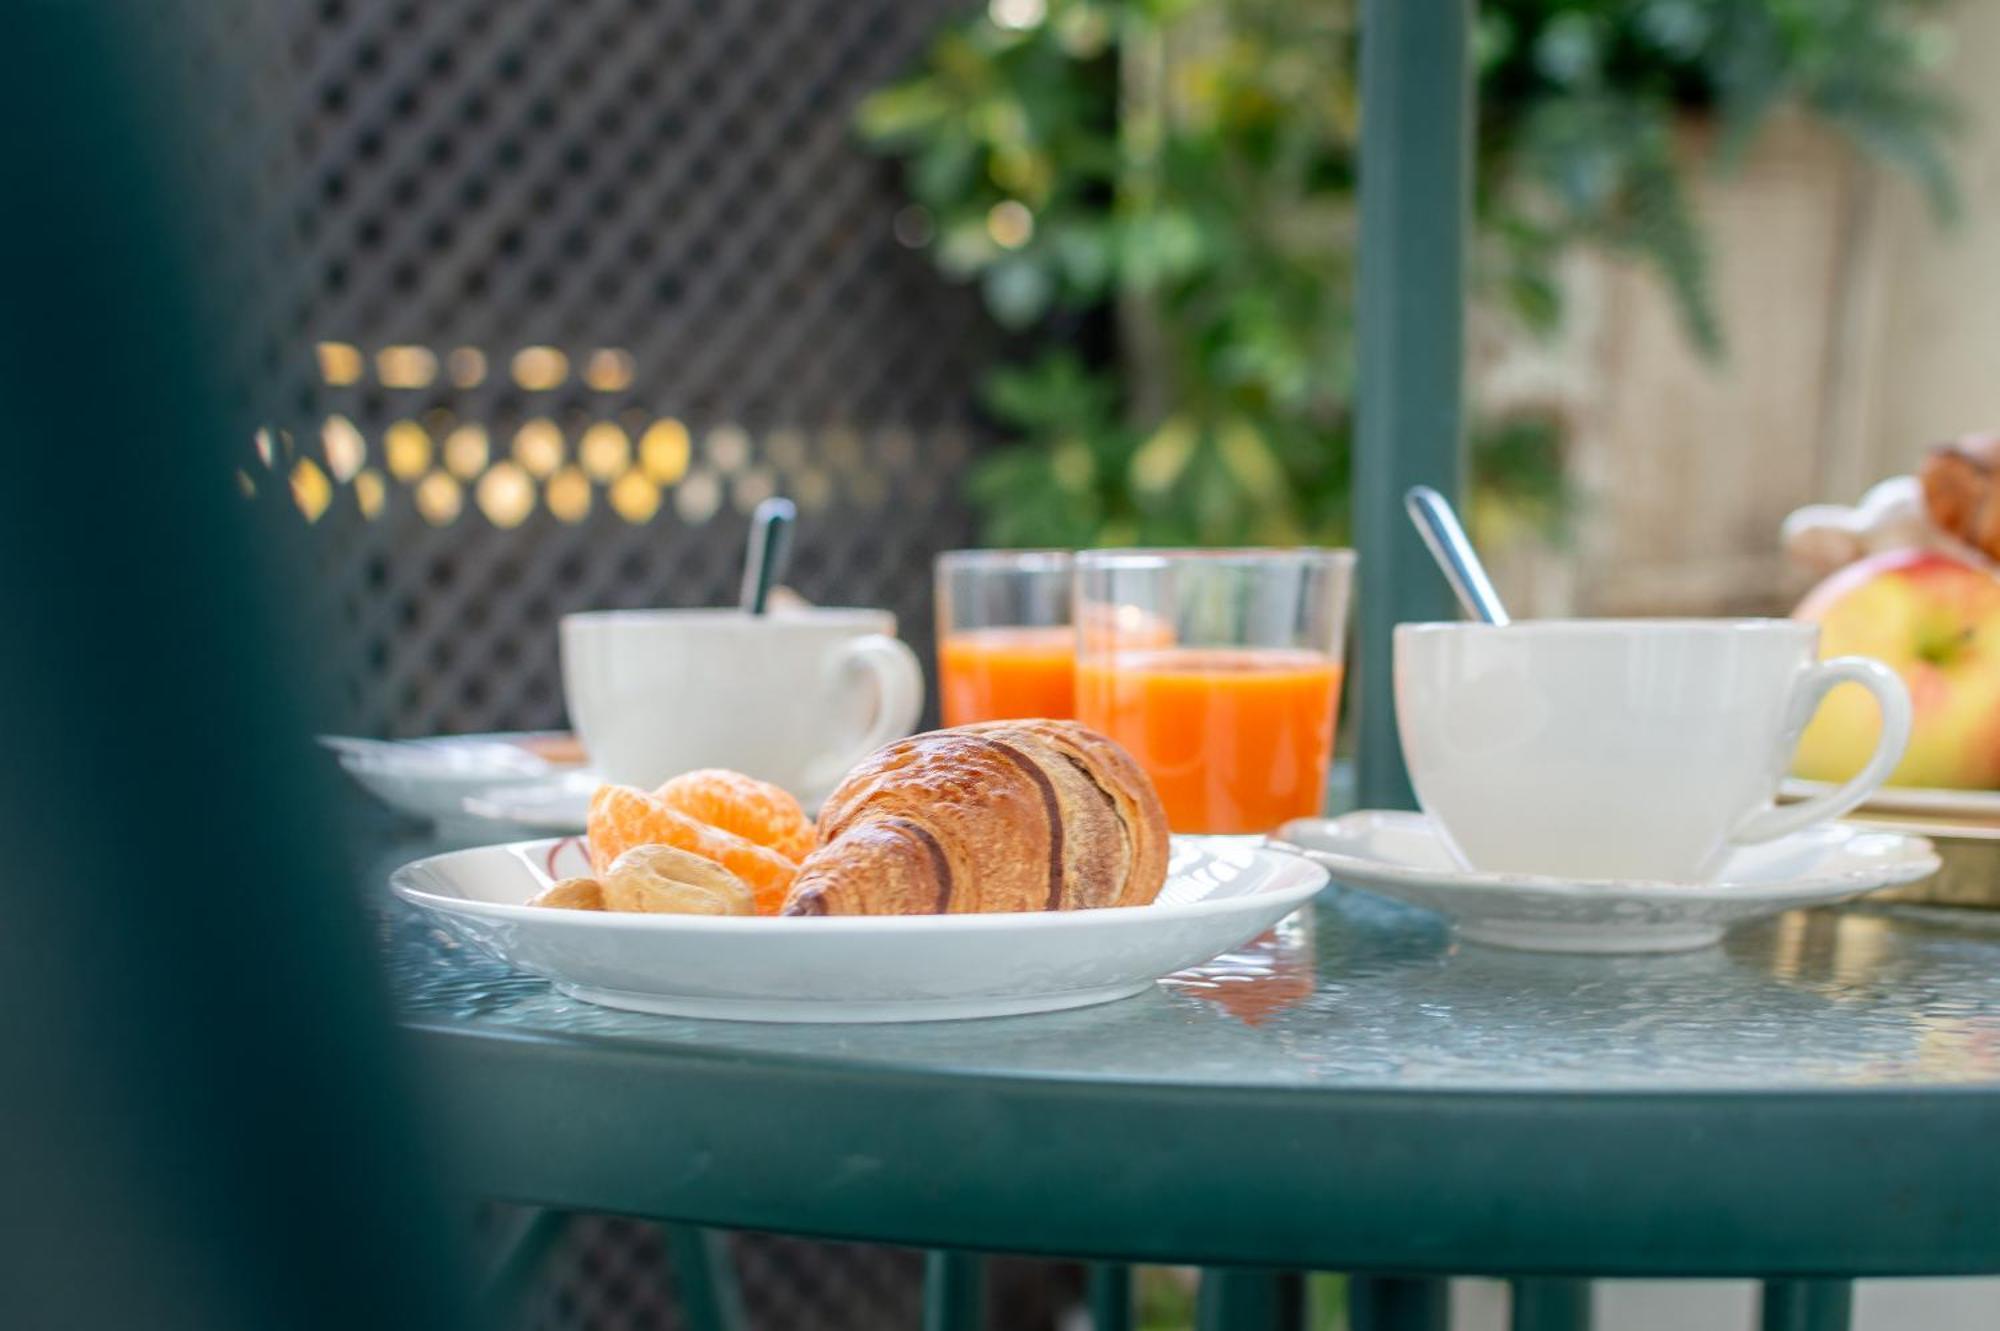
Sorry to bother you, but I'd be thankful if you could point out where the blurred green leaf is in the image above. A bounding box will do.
[860,0,1958,548]
[982,258,1059,327]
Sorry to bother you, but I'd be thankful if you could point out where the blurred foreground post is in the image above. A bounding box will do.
[0,5,475,1328]
[1353,0,1474,809]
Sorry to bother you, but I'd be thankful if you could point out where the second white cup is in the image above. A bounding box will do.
[561,608,924,807]
[1394,619,1912,882]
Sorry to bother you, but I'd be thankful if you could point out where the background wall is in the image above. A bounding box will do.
[1480,0,2000,621]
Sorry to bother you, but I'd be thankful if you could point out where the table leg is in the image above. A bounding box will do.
[664,1226,746,1331]
[1761,1280,1853,1331]
[479,1206,570,1324]
[1088,1263,1132,1331]
[1195,1268,1303,1331]
[924,1250,985,1331]
[1511,1278,1592,1331]
[1349,1275,1450,1331]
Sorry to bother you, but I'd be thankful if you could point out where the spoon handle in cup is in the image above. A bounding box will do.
[1404,485,1510,626]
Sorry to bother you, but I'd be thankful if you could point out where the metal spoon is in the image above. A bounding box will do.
[1403,485,1511,626]
[738,496,797,615]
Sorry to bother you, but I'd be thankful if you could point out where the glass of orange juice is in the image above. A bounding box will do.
[1075,548,1354,833]
[935,550,1076,725]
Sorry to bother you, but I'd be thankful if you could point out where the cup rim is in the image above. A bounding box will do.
[1395,617,1812,638]
[561,607,894,631]
[1076,546,1357,572]
[935,548,1074,572]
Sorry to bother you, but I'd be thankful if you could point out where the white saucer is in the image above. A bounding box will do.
[1275,812,1939,954]
[391,835,1328,1022]
[323,732,586,827]
[1783,777,2000,822]
[459,771,598,834]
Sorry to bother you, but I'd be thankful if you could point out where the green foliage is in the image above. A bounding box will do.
[1480,0,1959,354]
[860,0,1957,548]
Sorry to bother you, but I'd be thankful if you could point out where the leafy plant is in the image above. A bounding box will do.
[1479,0,1959,352]
[860,0,1957,547]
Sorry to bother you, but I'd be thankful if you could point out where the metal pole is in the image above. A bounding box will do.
[665,1226,748,1331]
[1761,1280,1854,1331]
[1195,1268,1304,1331]
[923,1250,985,1331]
[1353,0,1475,809]
[1512,1278,1595,1331]
[1349,1274,1451,1331]
[1088,1264,1133,1331]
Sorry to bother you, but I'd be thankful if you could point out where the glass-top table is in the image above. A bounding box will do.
[380,831,2000,1279]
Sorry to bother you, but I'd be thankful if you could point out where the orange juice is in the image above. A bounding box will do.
[938,626,1076,725]
[1076,648,1342,833]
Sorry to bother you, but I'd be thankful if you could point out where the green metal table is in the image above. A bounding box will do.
[384,842,2000,1331]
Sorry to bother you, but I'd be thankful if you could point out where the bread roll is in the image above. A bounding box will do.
[782,720,1170,916]
[1920,433,2000,560]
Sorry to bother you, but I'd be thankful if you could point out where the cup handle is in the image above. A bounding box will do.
[1729,656,1912,847]
[804,634,925,795]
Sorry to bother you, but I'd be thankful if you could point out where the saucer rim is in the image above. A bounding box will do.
[1272,810,1939,903]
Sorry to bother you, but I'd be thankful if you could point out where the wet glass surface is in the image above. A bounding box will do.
[379,837,2000,1092]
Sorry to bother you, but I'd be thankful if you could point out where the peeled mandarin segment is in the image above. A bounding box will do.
[603,844,754,915]
[587,783,662,875]
[654,768,815,862]
[587,782,798,915]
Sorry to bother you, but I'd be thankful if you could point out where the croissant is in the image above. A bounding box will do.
[782,719,1170,916]
[1919,432,2000,560]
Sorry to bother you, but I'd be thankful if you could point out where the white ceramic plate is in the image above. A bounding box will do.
[324,732,589,827]
[391,835,1329,1022]
[1276,811,1938,954]
[1782,777,2000,821]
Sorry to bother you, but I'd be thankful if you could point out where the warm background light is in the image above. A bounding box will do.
[315,341,363,386]
[584,347,634,391]
[609,469,660,523]
[475,461,536,528]
[578,422,631,481]
[546,467,593,523]
[275,342,907,531]
[444,424,490,479]
[511,346,569,391]
[414,471,462,526]
[321,415,366,481]
[640,419,690,484]
[375,345,438,389]
[446,346,487,388]
[513,418,565,477]
[384,420,431,481]
[290,458,332,522]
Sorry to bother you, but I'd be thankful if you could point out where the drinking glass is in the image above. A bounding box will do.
[934,550,1075,726]
[1075,548,1355,833]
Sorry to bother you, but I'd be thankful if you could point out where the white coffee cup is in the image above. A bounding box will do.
[560,608,924,807]
[1394,620,1912,882]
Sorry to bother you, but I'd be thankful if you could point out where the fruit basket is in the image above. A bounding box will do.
[1784,434,2000,905]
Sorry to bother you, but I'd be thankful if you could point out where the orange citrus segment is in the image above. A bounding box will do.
[654,768,815,862]
[587,783,797,915]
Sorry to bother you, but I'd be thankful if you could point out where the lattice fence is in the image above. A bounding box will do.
[508,1220,1083,1331]
[236,0,999,736]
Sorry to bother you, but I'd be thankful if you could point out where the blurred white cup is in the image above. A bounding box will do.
[561,608,923,807]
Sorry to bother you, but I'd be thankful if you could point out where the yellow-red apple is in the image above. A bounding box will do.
[1793,549,2000,789]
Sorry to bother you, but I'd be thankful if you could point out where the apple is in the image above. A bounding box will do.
[1793,549,2000,789]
